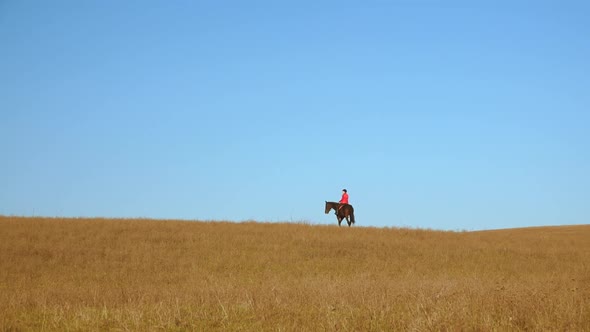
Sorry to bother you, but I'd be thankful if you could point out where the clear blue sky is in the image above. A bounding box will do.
[1,1,589,230]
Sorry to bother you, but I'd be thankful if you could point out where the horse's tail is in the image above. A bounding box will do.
[350,209,355,224]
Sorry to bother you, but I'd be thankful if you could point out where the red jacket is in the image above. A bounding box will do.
[339,193,349,204]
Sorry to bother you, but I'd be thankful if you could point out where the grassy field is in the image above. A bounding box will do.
[1,216,589,331]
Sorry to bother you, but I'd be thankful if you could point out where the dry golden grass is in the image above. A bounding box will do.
[1,216,589,331]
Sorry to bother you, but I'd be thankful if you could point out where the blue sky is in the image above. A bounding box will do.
[1,1,589,230]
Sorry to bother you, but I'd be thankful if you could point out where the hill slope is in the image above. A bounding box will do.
[1,216,589,331]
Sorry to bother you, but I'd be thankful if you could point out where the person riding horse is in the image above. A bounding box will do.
[337,189,349,215]
[325,190,355,226]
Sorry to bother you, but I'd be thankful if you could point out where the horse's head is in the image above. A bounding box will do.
[324,201,334,214]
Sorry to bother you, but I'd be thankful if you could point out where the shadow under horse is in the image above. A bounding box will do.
[325,201,355,227]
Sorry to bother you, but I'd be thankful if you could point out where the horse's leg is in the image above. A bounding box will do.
[337,216,342,227]
[346,215,351,227]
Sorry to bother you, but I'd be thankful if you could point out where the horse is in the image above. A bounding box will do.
[325,201,355,227]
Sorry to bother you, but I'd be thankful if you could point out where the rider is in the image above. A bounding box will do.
[337,189,349,214]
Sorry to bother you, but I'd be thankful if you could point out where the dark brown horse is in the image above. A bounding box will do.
[325,201,355,227]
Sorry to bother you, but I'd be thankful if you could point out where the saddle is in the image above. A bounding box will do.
[336,203,350,215]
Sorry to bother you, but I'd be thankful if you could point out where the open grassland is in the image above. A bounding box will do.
[1,216,589,331]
